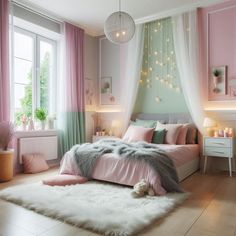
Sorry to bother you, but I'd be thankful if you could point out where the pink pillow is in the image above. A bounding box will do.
[176,124,189,145]
[42,174,87,186]
[22,153,49,174]
[122,125,155,143]
[155,122,182,144]
[186,125,197,144]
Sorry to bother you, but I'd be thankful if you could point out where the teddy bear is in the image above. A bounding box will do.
[131,179,155,198]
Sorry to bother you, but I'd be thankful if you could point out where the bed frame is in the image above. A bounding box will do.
[133,113,200,181]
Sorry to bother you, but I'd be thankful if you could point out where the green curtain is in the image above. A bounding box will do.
[60,112,85,155]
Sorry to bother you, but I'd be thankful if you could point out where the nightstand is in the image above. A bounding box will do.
[92,135,117,143]
[203,137,234,177]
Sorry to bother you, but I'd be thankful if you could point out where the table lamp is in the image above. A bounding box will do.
[203,117,217,137]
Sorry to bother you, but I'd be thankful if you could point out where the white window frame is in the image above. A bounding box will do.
[11,26,57,122]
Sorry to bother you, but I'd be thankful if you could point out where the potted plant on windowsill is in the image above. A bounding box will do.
[0,121,14,182]
[35,108,47,130]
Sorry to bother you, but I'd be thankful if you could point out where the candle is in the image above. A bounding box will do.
[218,129,224,137]
[228,128,233,137]
[214,131,219,137]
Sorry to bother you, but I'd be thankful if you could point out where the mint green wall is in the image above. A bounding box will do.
[134,17,188,114]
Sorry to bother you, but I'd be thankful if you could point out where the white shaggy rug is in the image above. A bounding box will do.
[0,181,188,236]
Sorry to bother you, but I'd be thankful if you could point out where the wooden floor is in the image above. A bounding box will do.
[0,169,236,236]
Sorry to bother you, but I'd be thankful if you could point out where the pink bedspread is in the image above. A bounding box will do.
[60,144,199,196]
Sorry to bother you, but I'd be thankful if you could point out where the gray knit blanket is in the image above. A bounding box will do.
[71,139,182,193]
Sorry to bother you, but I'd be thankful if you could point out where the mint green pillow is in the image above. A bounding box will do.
[131,119,156,128]
[152,129,166,144]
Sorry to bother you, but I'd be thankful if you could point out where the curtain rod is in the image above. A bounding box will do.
[11,0,63,25]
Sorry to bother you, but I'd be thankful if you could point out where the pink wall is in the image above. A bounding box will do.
[199,0,236,103]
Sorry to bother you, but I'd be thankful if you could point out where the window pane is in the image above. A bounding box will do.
[14,83,32,124]
[13,30,33,125]
[14,31,33,61]
[14,58,32,84]
[39,40,53,114]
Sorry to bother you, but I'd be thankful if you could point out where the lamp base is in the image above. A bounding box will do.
[206,128,214,137]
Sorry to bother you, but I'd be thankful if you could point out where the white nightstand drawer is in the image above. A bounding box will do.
[204,138,231,148]
[204,147,232,158]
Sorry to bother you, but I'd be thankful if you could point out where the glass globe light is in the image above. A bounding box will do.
[104,11,135,44]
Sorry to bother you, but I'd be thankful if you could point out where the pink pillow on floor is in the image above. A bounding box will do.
[22,153,49,174]
[122,125,155,143]
[42,174,87,186]
[155,122,182,144]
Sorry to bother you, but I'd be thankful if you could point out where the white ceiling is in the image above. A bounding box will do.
[17,0,224,36]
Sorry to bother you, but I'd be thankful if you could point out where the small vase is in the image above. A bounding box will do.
[41,121,46,130]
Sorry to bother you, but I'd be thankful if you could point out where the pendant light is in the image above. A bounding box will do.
[104,0,136,44]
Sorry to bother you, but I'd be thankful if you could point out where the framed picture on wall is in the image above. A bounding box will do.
[210,65,227,96]
[100,77,116,105]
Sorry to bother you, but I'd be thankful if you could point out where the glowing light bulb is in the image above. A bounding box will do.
[158,22,161,26]
[122,31,126,35]
[155,96,161,102]
[169,83,173,89]
[149,67,152,71]
[139,79,143,83]
[154,29,158,32]
[116,32,120,37]
[159,62,163,66]
[160,79,164,83]
[167,57,170,61]
[154,51,158,55]
[156,76,159,80]
[146,79,150,83]
[171,51,174,55]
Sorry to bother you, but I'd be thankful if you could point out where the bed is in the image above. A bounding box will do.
[59,113,200,195]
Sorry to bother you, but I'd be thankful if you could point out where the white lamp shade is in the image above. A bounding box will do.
[203,117,217,128]
[111,120,121,128]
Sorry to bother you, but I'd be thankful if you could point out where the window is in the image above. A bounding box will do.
[12,27,57,125]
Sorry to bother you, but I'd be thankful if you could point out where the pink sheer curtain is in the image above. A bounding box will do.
[64,22,85,112]
[0,0,10,122]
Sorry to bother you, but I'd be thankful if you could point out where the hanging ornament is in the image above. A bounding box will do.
[155,96,161,102]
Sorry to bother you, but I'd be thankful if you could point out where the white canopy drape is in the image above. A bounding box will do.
[172,11,205,133]
[120,24,144,134]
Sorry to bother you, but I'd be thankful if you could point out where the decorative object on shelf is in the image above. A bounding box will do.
[104,0,135,44]
[28,117,34,131]
[0,121,14,182]
[21,114,27,131]
[35,108,47,130]
[47,114,56,130]
[210,66,226,96]
[203,117,217,137]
